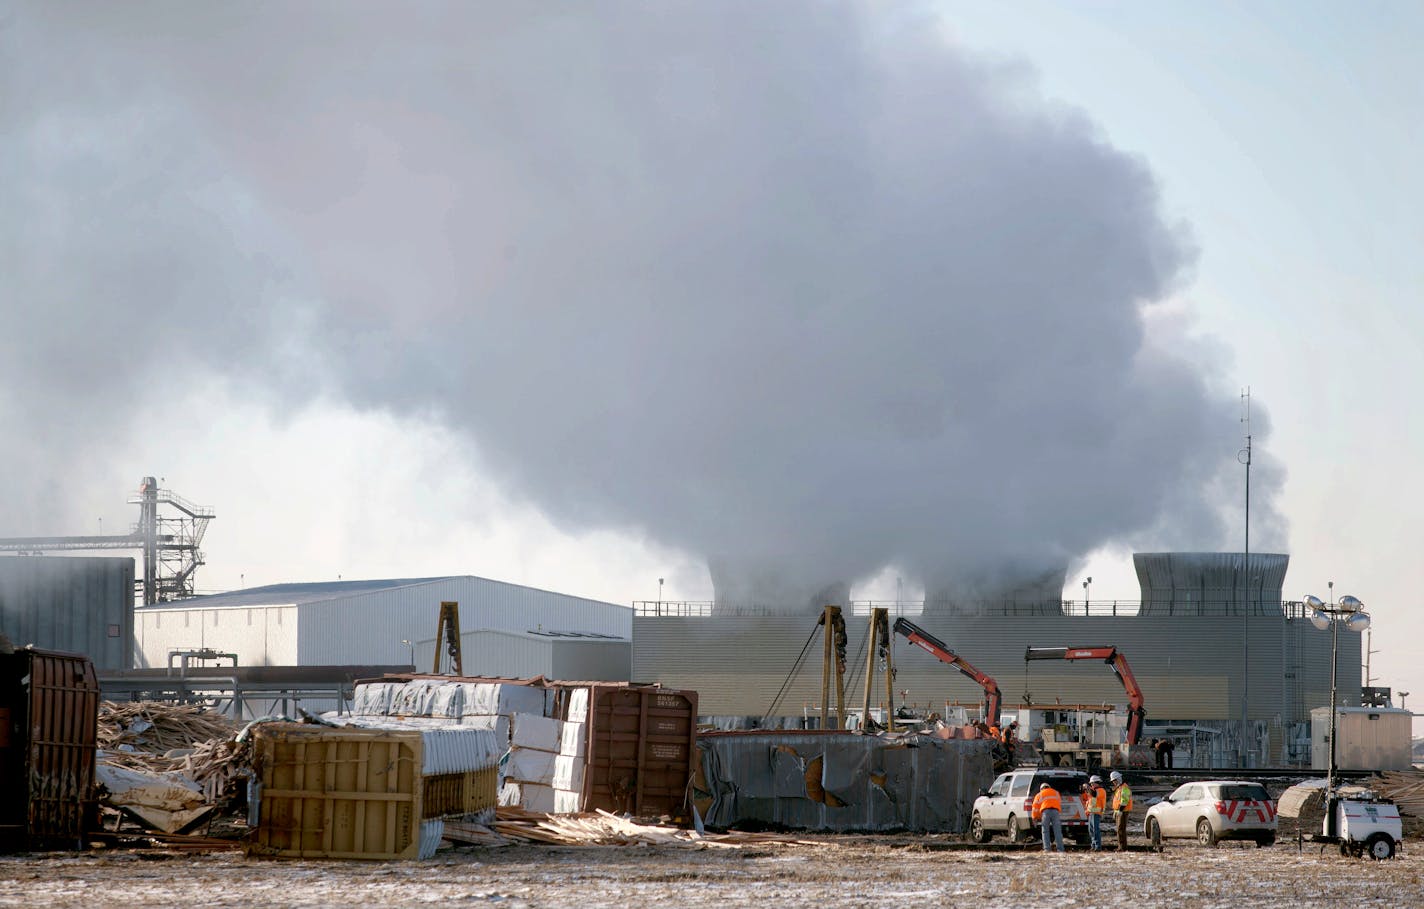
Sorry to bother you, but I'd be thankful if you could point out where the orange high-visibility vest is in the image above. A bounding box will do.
[1083,786,1106,815]
[1031,786,1062,819]
[1112,783,1133,811]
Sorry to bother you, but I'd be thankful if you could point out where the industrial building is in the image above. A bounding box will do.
[633,552,1364,768]
[135,575,632,678]
[0,555,135,670]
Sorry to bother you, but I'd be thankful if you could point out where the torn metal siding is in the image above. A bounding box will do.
[697,732,993,833]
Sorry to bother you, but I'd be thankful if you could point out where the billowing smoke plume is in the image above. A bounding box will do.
[1,3,1285,605]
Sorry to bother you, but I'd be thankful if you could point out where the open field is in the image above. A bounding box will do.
[2,838,1418,909]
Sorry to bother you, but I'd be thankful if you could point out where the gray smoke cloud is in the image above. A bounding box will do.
[0,2,1285,600]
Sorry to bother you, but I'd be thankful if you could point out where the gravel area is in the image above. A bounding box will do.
[1,838,1419,908]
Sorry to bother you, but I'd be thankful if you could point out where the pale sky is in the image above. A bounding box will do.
[5,3,1421,730]
[933,1,1424,729]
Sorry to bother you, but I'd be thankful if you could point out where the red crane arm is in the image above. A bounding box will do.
[892,617,1003,726]
[1023,644,1147,745]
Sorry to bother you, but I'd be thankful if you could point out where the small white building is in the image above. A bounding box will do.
[1311,706,1414,771]
[135,576,631,678]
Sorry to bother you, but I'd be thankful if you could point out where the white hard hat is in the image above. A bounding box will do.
[1089,775,1102,784]
[1109,771,1123,782]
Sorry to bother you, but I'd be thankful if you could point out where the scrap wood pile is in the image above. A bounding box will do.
[1374,770,1424,816]
[99,701,239,753]
[97,702,251,807]
[442,806,820,849]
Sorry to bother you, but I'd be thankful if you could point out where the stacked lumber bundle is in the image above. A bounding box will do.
[349,678,599,815]
[1375,770,1424,816]
[442,806,815,849]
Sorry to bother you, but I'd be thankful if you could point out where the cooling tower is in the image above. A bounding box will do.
[708,558,847,614]
[1133,552,1289,616]
[923,562,1068,615]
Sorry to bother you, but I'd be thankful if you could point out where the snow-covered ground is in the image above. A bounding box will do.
[2,839,1418,908]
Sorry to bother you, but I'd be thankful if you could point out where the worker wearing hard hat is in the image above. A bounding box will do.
[1031,781,1065,853]
[1081,775,1107,851]
[1110,771,1133,850]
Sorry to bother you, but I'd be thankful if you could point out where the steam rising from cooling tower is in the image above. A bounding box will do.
[1,4,1287,603]
[925,562,1071,616]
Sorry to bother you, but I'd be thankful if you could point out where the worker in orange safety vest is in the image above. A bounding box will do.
[1031,782,1065,852]
[1110,770,1133,850]
[1081,775,1107,851]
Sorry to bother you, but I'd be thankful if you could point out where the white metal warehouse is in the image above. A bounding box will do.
[135,576,631,678]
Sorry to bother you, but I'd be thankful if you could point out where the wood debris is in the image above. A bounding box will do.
[1374,770,1424,816]
[442,806,820,849]
[97,702,250,805]
[99,701,239,753]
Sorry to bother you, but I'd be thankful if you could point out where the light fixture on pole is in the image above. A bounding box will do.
[658,577,664,607]
[1082,576,1091,611]
[400,639,414,667]
[1398,691,1410,710]
[1304,591,1370,840]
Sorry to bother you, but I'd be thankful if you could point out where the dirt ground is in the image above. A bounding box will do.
[1,837,1419,908]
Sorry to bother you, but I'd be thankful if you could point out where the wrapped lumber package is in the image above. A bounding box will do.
[461,681,546,718]
[388,679,465,719]
[327,717,503,823]
[500,781,556,813]
[502,747,557,784]
[351,681,397,716]
[248,720,501,860]
[511,713,562,753]
[462,714,512,744]
[559,721,586,759]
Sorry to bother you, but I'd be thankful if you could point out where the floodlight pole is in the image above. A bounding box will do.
[1308,591,1367,840]
[1327,604,1340,838]
[1237,392,1252,768]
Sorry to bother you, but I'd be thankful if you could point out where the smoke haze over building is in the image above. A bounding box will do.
[0,2,1285,604]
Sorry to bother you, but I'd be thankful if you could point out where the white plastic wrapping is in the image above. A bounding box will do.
[551,754,584,792]
[511,713,561,753]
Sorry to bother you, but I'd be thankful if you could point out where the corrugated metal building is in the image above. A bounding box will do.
[411,629,630,681]
[633,611,1352,722]
[0,556,135,670]
[136,576,631,676]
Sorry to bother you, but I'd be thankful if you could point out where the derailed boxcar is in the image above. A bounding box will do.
[0,647,100,851]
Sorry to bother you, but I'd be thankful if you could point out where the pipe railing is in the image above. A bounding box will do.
[634,599,1319,619]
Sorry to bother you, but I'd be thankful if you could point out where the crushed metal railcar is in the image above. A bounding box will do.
[695,730,994,833]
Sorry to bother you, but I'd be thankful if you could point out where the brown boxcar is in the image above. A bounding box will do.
[0,647,100,852]
[560,684,698,820]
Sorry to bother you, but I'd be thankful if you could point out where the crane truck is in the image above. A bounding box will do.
[892,617,1004,727]
[1023,645,1147,746]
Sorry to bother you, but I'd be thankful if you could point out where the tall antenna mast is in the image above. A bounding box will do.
[1237,386,1252,766]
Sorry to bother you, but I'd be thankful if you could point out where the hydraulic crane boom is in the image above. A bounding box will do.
[892,617,1003,727]
[1023,645,1147,745]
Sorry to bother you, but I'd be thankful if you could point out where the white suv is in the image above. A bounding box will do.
[970,768,1090,845]
[1144,780,1277,848]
